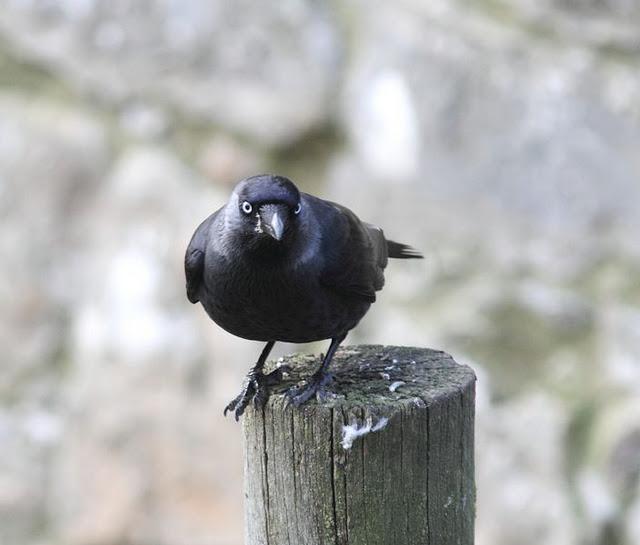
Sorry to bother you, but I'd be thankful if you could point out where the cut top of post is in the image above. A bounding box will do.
[264,344,475,414]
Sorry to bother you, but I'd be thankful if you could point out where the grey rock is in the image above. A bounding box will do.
[68,146,220,366]
[0,95,108,400]
[0,0,342,148]
[336,0,640,235]
[0,409,57,544]
[49,147,251,545]
[626,489,640,545]
[476,390,576,545]
[197,134,265,187]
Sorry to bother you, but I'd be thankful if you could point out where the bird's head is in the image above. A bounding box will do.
[227,174,303,250]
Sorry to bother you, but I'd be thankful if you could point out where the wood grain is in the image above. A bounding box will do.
[243,344,476,545]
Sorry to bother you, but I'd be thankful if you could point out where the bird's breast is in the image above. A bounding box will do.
[199,256,369,343]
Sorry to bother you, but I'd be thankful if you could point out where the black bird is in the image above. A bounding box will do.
[185,174,422,419]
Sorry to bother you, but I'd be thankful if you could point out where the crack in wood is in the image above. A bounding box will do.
[243,345,475,545]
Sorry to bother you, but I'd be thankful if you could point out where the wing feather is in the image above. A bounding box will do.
[184,211,217,304]
[318,201,388,303]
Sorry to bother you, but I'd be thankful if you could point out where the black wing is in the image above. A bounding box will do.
[317,200,388,303]
[184,211,217,304]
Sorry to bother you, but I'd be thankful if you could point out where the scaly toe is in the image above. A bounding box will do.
[225,368,286,419]
[223,393,243,416]
[286,372,335,407]
[224,379,257,420]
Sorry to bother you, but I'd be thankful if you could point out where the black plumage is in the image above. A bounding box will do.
[185,174,422,419]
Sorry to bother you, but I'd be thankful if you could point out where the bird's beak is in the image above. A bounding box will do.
[258,203,289,241]
[270,212,284,241]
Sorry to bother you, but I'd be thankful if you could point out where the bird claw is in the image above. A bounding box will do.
[224,367,291,420]
[223,376,255,420]
[285,372,335,407]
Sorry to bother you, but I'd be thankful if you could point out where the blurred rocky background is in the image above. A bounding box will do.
[1,1,639,544]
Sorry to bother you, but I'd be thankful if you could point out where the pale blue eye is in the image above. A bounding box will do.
[294,203,301,215]
[241,201,252,214]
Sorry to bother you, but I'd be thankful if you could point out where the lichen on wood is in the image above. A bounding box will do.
[244,344,476,545]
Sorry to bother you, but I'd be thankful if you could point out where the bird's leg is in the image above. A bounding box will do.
[286,334,346,407]
[224,341,285,420]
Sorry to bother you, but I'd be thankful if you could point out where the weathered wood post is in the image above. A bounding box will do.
[243,344,476,545]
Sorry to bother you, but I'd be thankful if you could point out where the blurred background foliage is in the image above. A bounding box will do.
[1,1,639,544]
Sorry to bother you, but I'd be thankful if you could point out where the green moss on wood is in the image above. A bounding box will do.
[244,345,476,545]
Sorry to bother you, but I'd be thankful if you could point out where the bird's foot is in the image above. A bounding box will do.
[224,366,291,421]
[285,371,335,407]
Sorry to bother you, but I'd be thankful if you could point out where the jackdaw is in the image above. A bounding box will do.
[185,174,422,420]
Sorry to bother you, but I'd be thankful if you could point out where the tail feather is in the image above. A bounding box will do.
[387,240,423,259]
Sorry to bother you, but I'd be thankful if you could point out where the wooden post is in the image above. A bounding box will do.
[243,344,476,545]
